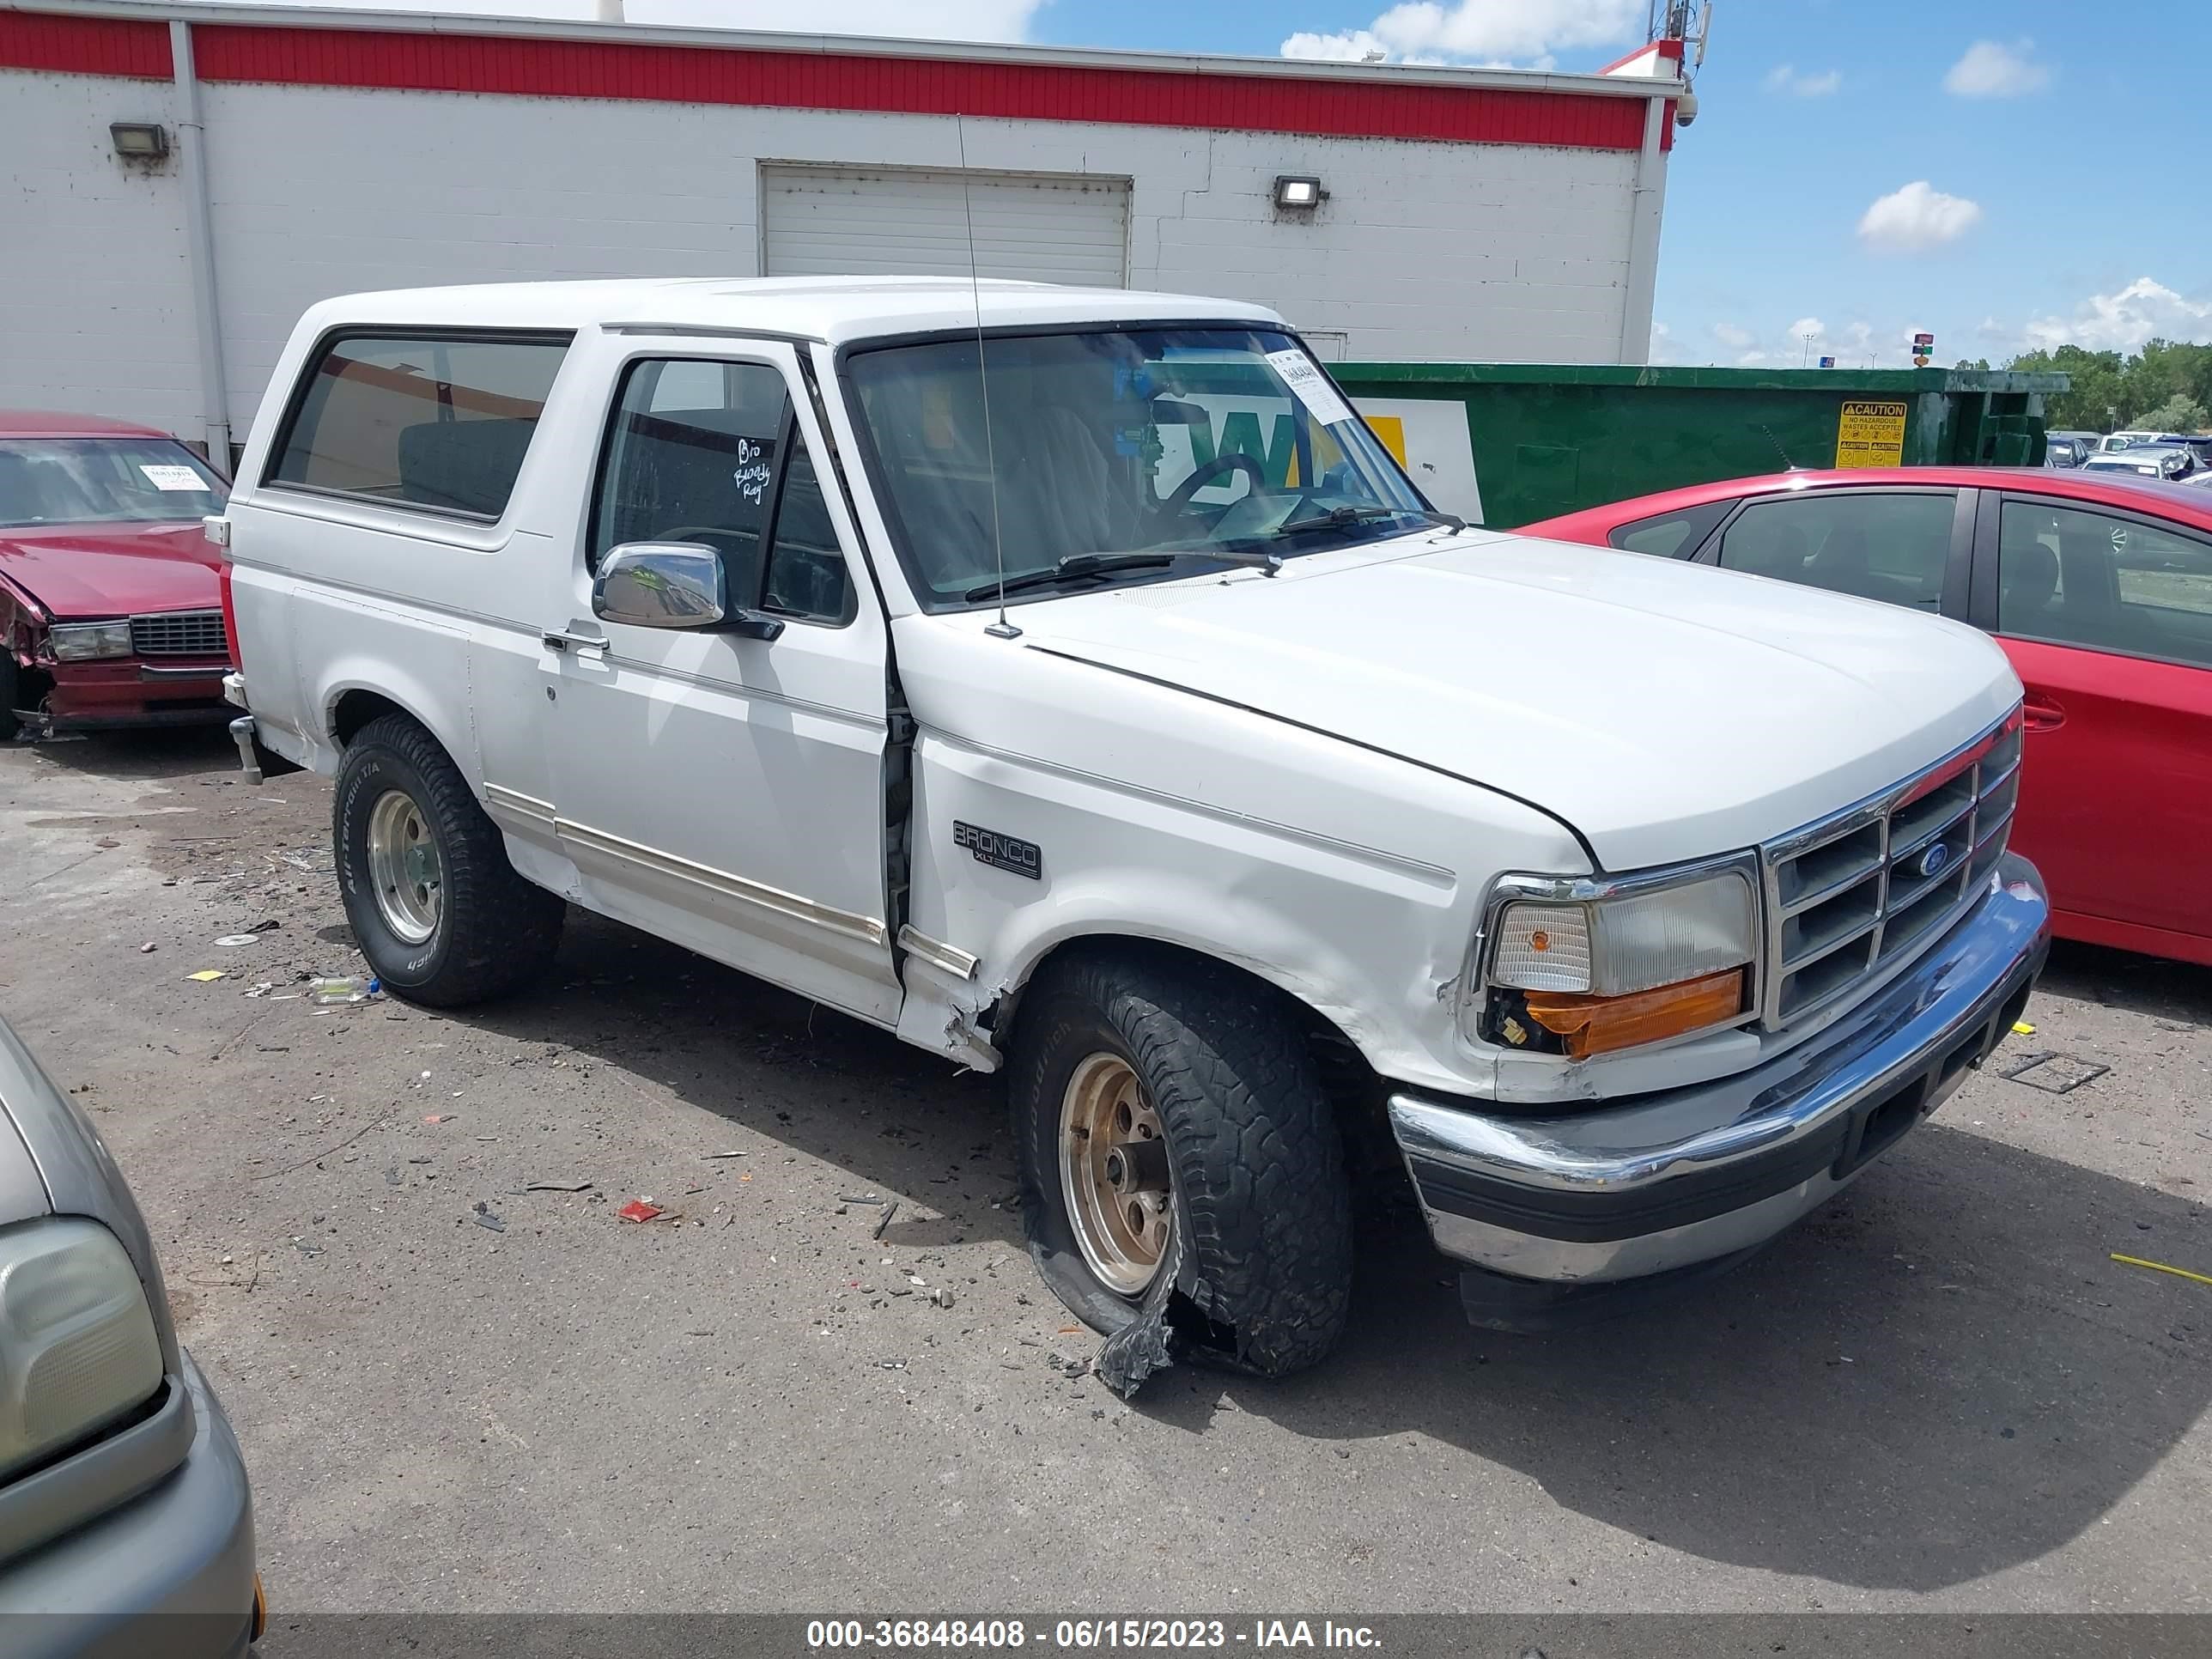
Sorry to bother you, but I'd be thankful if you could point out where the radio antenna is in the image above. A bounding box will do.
[957,115,1018,641]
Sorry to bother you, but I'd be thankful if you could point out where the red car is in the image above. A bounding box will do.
[0,411,234,738]
[1523,466,2212,967]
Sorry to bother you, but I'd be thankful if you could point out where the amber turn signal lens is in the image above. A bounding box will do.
[1522,967,1749,1059]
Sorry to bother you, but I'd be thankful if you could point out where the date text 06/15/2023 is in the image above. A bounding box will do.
[805,1621,1382,1650]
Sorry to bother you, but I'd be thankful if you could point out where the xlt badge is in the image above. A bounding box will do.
[953,821,1042,880]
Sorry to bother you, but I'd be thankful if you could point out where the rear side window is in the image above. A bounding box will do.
[1997,498,2212,668]
[1606,499,1729,559]
[266,332,571,519]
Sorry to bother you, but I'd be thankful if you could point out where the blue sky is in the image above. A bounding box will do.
[292,0,2212,366]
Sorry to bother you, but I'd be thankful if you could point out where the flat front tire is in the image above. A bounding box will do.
[1010,948,1355,1378]
[333,713,562,1006]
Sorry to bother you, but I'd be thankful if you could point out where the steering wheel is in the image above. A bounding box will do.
[1163,453,1267,517]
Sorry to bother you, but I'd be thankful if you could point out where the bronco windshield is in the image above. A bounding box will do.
[844,326,1436,611]
[0,438,228,528]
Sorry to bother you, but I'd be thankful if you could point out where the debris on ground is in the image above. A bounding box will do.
[2002,1051,2111,1094]
[931,1287,956,1310]
[422,1114,453,1125]
[871,1199,900,1239]
[215,934,264,948]
[617,1200,665,1223]
[186,969,226,982]
[309,975,380,1005]
[701,1150,749,1160]
[472,1201,506,1233]
[138,941,156,953]
[2111,1252,2212,1288]
[521,1178,593,1193]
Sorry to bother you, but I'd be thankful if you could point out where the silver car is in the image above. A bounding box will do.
[0,1015,259,1656]
[2083,446,2192,480]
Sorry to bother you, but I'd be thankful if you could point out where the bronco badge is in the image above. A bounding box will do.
[953,821,1042,880]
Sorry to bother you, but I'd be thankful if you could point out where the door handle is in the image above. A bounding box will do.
[543,629,608,657]
[2022,696,2064,732]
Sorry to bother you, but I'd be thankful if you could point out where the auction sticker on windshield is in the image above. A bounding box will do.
[1835,400,1907,468]
[139,464,210,490]
[1266,349,1354,427]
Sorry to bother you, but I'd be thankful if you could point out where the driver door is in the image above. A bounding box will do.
[539,343,901,1025]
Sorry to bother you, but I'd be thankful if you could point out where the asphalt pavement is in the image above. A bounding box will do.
[1,729,2206,1615]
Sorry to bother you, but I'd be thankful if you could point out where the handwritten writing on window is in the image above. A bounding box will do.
[732,436,774,506]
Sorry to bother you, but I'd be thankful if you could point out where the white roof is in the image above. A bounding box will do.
[294,276,1287,346]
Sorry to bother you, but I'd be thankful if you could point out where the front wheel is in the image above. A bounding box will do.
[333,713,563,1006]
[1010,948,1355,1377]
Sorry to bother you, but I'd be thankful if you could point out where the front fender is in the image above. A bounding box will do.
[893,726,1585,1097]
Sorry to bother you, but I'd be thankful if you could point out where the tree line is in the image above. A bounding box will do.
[1954,339,2212,434]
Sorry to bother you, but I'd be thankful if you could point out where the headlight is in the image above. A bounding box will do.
[0,1218,165,1480]
[1472,866,1759,1059]
[48,621,134,662]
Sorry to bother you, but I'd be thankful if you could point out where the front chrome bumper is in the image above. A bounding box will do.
[1390,854,2051,1291]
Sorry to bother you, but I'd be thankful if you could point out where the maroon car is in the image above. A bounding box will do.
[0,411,234,738]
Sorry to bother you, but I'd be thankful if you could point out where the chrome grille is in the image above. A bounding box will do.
[129,610,228,659]
[1759,714,2022,1028]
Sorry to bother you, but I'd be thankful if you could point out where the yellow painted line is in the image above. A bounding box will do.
[2111,1254,2212,1289]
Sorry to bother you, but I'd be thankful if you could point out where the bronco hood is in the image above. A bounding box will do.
[1011,532,2021,871]
[0,520,221,620]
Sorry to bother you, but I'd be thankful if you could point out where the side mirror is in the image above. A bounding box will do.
[592,543,784,641]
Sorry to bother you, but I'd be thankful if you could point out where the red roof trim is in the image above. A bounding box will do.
[2,14,1650,149]
[0,11,169,78]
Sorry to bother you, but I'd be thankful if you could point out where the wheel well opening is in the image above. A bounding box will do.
[996,935,1412,1219]
[331,689,410,747]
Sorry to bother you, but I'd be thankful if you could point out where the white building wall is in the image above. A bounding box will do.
[3,69,1655,442]
[2,73,199,432]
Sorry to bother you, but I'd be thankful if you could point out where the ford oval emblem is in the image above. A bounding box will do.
[1916,842,1952,879]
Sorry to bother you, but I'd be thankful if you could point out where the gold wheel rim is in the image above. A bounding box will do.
[1058,1052,1174,1297]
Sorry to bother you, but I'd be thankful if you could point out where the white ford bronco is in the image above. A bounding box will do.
[217,277,2049,1376]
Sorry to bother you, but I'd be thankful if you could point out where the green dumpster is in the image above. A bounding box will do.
[1330,363,2070,529]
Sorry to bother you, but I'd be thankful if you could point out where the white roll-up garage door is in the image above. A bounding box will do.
[761,165,1130,288]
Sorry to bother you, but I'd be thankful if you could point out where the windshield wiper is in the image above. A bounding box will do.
[1267,504,1465,540]
[963,553,1176,602]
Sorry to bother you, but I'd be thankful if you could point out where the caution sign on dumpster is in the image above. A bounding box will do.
[1835,400,1907,468]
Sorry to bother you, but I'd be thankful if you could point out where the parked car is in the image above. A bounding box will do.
[2085,446,2191,481]
[2046,428,2102,453]
[2100,430,2161,450]
[0,1011,259,1652]
[1525,466,2212,967]
[0,413,234,740]
[220,280,2047,1365]
[2043,436,2087,468]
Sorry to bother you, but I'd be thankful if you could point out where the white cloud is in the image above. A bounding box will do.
[1856,180,1984,252]
[1281,0,1639,66]
[276,0,1042,41]
[1943,40,2051,98]
[1281,28,1390,61]
[1787,316,1826,343]
[1711,321,1753,349]
[2021,278,2212,355]
[1763,63,1841,95]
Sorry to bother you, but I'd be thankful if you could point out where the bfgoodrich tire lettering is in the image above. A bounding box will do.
[333,713,562,1006]
[1010,946,1355,1377]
